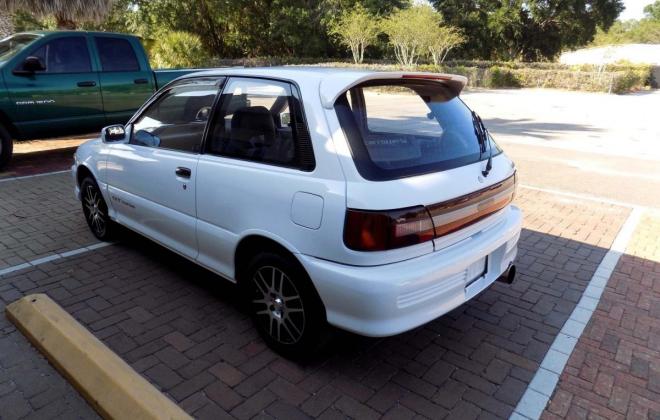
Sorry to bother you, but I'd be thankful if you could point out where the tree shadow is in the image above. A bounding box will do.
[484,118,603,140]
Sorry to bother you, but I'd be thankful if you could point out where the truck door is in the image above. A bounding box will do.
[93,35,155,125]
[5,34,104,139]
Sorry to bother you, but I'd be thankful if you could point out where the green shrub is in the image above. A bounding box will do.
[486,67,522,88]
[151,31,207,69]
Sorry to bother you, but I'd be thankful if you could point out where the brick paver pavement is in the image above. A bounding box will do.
[0,173,635,419]
[543,210,660,420]
[0,173,97,270]
[0,136,89,180]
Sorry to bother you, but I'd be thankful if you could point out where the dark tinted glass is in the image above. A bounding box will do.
[30,37,91,73]
[335,81,501,181]
[207,78,314,169]
[95,37,140,72]
[131,79,220,153]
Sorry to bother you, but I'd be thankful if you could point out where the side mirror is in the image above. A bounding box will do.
[13,56,46,75]
[101,124,128,143]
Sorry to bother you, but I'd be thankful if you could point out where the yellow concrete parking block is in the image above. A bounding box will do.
[5,294,192,420]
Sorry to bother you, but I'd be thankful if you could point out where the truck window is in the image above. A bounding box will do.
[95,37,140,72]
[0,34,39,62]
[29,37,92,73]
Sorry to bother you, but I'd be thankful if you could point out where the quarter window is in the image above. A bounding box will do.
[207,78,314,170]
[29,37,92,73]
[131,79,221,153]
[95,37,140,72]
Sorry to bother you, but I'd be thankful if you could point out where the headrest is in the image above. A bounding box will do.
[231,106,276,135]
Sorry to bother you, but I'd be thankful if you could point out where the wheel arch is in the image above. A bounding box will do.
[234,233,328,321]
[76,164,94,186]
[234,234,299,282]
[0,110,20,139]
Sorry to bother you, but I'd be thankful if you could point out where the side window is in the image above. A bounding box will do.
[95,37,140,72]
[207,78,314,170]
[131,79,220,153]
[29,37,92,73]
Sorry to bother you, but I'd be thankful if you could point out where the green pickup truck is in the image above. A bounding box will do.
[0,31,197,169]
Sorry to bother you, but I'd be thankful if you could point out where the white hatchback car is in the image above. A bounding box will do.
[73,68,522,356]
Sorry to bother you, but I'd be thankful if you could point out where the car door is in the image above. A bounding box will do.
[106,77,224,259]
[93,35,156,125]
[195,77,320,279]
[5,34,104,139]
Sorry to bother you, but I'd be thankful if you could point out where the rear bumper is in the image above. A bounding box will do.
[299,205,522,337]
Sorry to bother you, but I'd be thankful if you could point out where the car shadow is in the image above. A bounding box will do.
[91,220,618,417]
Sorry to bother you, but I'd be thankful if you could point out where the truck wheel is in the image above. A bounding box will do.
[243,251,328,359]
[0,124,13,170]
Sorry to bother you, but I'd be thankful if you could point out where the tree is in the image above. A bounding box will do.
[644,1,660,21]
[0,0,115,29]
[431,0,624,60]
[591,19,660,45]
[383,5,442,67]
[0,11,13,37]
[151,31,207,69]
[330,4,380,63]
[428,26,465,65]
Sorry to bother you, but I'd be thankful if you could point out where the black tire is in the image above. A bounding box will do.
[242,251,327,359]
[0,124,13,171]
[80,177,115,241]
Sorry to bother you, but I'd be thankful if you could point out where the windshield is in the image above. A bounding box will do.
[334,80,501,181]
[0,34,40,62]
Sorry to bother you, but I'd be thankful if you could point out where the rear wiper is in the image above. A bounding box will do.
[471,111,493,177]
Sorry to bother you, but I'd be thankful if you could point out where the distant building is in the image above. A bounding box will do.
[561,44,660,65]
[0,12,13,38]
[560,44,660,86]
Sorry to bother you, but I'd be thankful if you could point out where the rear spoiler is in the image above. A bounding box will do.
[319,72,467,109]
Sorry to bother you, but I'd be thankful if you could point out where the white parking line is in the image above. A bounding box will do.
[511,207,644,420]
[0,169,70,184]
[0,242,112,278]
[520,184,644,210]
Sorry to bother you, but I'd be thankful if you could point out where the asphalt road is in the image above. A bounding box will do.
[462,88,660,208]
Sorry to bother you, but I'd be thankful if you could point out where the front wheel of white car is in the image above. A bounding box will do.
[243,252,327,359]
[80,177,116,241]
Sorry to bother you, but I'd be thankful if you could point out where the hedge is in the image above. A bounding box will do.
[205,57,655,94]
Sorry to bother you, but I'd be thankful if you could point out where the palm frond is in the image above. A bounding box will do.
[0,0,116,23]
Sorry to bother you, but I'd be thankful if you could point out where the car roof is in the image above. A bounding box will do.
[185,66,468,108]
[12,30,140,38]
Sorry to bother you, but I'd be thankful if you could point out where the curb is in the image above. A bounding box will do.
[5,294,192,420]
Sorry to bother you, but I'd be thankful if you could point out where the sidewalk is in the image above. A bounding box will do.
[544,210,660,419]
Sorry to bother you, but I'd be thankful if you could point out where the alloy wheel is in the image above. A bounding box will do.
[83,184,106,237]
[251,266,305,344]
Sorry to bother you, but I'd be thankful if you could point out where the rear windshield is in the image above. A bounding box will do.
[334,80,501,181]
[0,34,40,62]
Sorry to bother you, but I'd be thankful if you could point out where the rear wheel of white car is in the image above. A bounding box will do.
[0,124,13,170]
[244,252,327,358]
[81,177,115,241]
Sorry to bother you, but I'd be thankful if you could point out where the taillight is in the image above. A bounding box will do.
[344,206,435,251]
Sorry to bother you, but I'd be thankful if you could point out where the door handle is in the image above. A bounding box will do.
[77,81,97,87]
[134,78,148,85]
[175,167,191,178]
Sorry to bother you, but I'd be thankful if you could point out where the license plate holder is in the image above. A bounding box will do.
[464,257,490,300]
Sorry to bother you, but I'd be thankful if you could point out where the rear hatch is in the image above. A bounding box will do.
[335,77,516,253]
